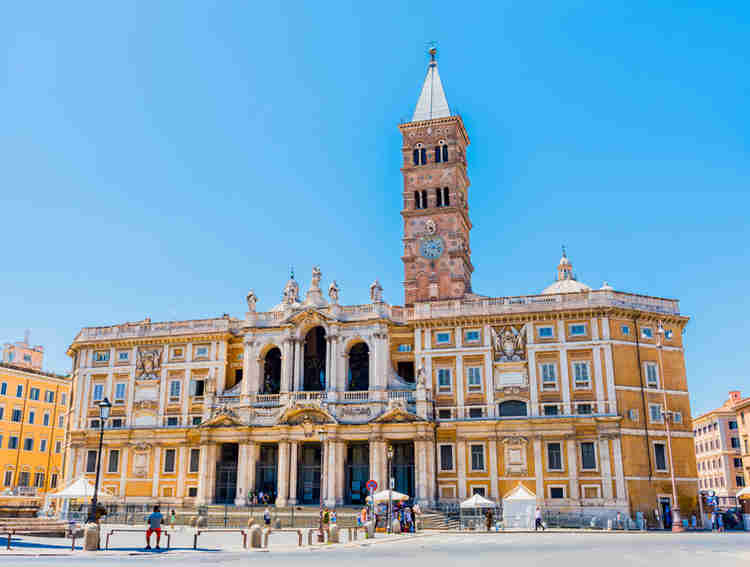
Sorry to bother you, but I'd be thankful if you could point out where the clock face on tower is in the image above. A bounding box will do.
[420,236,445,259]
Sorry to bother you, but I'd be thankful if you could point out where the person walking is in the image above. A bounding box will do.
[263,507,272,527]
[485,509,494,532]
[169,509,177,527]
[145,505,164,550]
[534,506,545,531]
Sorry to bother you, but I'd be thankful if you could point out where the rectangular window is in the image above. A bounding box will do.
[43,413,50,426]
[437,408,451,420]
[549,486,565,499]
[39,439,47,453]
[29,388,40,401]
[543,404,559,416]
[11,409,22,422]
[437,368,452,392]
[435,332,451,345]
[540,363,557,390]
[92,384,104,402]
[0,382,6,395]
[731,437,740,449]
[672,412,682,424]
[654,443,667,471]
[58,415,64,428]
[94,351,110,362]
[189,448,201,473]
[581,442,597,470]
[649,404,663,423]
[164,449,176,473]
[9,436,19,449]
[16,385,23,398]
[641,327,653,339]
[467,367,482,391]
[397,344,412,352]
[734,458,743,468]
[0,406,3,420]
[33,472,44,488]
[108,449,120,473]
[23,438,33,451]
[729,421,738,430]
[188,487,198,497]
[3,470,12,486]
[44,390,55,403]
[577,403,593,415]
[468,407,483,418]
[738,476,746,487]
[166,416,179,427]
[90,419,100,429]
[572,362,591,389]
[645,363,659,389]
[114,383,126,402]
[50,473,58,489]
[440,445,454,471]
[169,380,181,400]
[195,346,209,358]
[547,442,563,471]
[55,441,62,454]
[538,326,554,339]
[17,471,30,487]
[171,347,184,359]
[192,416,202,426]
[118,351,129,361]
[621,325,630,336]
[464,330,480,343]
[190,380,205,397]
[110,418,123,428]
[470,444,485,471]
[28,410,35,424]
[569,324,586,337]
[61,393,67,406]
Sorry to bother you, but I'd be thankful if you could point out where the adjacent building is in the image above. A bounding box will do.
[2,332,44,371]
[694,391,748,507]
[0,361,71,498]
[64,49,698,524]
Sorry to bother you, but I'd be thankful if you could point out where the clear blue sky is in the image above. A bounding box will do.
[1,2,747,416]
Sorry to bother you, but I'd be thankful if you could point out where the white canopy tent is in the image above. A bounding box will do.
[366,490,410,503]
[45,477,116,520]
[459,493,500,530]
[502,484,537,529]
[460,493,496,509]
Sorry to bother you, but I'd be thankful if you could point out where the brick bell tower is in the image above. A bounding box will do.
[399,48,473,306]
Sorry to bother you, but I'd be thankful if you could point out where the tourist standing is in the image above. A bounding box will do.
[534,506,545,531]
[263,507,272,527]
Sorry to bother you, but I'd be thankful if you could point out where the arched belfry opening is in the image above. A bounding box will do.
[348,342,369,391]
[262,347,281,394]
[303,326,326,391]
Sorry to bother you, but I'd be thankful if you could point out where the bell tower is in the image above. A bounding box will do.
[399,48,473,306]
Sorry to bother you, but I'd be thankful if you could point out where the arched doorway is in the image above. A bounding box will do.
[262,347,281,394]
[303,327,326,391]
[498,400,528,417]
[348,342,369,391]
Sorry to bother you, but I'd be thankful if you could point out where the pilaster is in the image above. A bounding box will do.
[528,350,539,416]
[612,437,627,502]
[152,446,161,498]
[566,439,578,502]
[598,437,613,501]
[533,438,544,502]
[456,438,467,500]
[288,442,298,505]
[488,437,498,499]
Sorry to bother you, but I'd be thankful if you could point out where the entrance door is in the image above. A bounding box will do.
[297,443,322,505]
[391,442,415,500]
[659,497,672,529]
[255,444,278,504]
[346,443,369,505]
[215,443,238,504]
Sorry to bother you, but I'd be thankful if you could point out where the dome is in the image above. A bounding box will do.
[542,279,591,294]
[600,281,613,291]
[559,254,570,266]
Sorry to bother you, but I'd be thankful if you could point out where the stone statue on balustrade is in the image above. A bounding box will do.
[246,289,258,313]
[369,279,383,303]
[311,266,322,290]
[328,280,340,304]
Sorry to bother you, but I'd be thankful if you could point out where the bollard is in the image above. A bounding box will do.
[262,528,271,548]
[366,520,375,539]
[83,523,100,551]
[606,519,613,531]
[328,524,340,543]
[249,525,262,549]
[306,528,315,546]
[391,519,401,534]
[273,518,281,529]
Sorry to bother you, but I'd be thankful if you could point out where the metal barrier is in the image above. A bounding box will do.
[104,528,171,550]
[193,528,247,549]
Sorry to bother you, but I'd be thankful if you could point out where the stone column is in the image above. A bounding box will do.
[325,439,336,507]
[247,443,258,495]
[456,438,467,500]
[415,439,427,502]
[611,437,627,502]
[197,444,216,505]
[335,440,346,505]
[426,438,436,505]
[276,441,290,507]
[281,340,292,393]
[288,442,298,505]
[528,350,539,416]
[295,339,304,391]
[566,439,578,501]
[533,437,544,503]
[241,339,254,398]
[235,443,248,506]
[488,437,498,499]
[598,437,613,501]
[369,438,382,489]
[152,447,161,499]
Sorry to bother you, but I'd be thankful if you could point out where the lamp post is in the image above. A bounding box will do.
[386,444,394,533]
[318,429,327,542]
[88,397,111,524]
[656,321,683,532]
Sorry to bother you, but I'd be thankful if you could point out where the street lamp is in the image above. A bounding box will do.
[656,321,683,532]
[386,444,394,533]
[88,397,112,525]
[318,429,327,542]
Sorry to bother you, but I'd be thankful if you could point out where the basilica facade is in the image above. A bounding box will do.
[65,50,698,521]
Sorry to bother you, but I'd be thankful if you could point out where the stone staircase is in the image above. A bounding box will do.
[420,509,460,530]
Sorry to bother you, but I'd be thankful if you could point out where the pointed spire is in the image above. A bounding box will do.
[412,47,451,122]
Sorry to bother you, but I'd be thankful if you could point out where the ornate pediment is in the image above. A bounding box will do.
[277,402,337,427]
[287,307,337,326]
[372,403,423,424]
[199,404,245,428]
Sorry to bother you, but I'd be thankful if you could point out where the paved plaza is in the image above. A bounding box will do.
[2,530,749,566]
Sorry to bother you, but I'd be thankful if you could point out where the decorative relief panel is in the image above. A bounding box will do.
[501,436,529,476]
[135,347,162,379]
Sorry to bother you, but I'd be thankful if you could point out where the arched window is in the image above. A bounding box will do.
[435,188,442,207]
[442,145,448,162]
[348,343,369,391]
[414,191,421,209]
[434,146,441,163]
[262,348,281,394]
[443,187,450,206]
[421,190,428,209]
[412,149,419,166]
[303,327,327,391]
[420,148,427,165]
[498,400,527,417]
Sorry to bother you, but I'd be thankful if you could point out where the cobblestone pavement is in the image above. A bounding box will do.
[2,530,748,566]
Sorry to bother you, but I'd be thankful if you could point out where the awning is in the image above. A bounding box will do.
[460,493,496,509]
[366,490,410,503]
[47,477,116,501]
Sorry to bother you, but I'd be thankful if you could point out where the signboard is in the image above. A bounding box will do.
[366,480,377,493]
